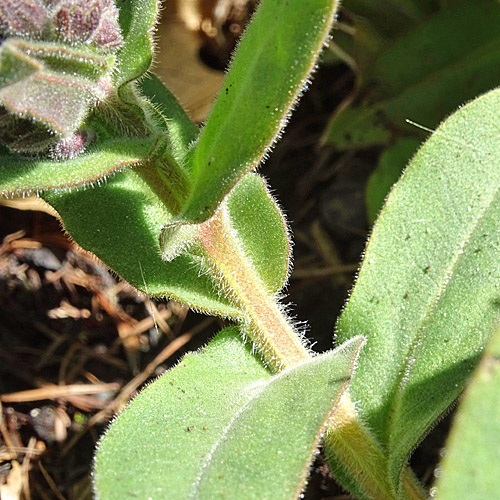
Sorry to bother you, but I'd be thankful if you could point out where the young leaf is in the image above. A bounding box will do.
[94,328,363,500]
[0,136,156,196]
[331,87,500,494]
[114,0,159,86]
[434,325,500,500]
[180,0,340,223]
[224,173,290,294]
[323,0,500,149]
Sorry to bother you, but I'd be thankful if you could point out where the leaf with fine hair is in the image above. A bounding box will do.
[114,0,159,86]
[434,324,500,500]
[179,0,340,223]
[330,87,500,495]
[94,328,364,500]
[0,136,156,196]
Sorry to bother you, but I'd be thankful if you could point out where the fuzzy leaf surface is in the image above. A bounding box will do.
[114,0,158,85]
[181,0,339,223]
[94,328,363,500]
[225,173,290,293]
[333,87,500,493]
[0,136,156,195]
[42,167,241,317]
[324,0,500,149]
[434,325,500,500]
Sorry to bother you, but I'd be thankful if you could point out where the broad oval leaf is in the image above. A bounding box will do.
[225,173,290,294]
[180,0,339,223]
[41,167,242,318]
[434,325,500,500]
[332,87,500,494]
[94,328,363,500]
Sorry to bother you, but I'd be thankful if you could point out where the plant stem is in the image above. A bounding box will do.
[325,394,427,500]
[198,206,310,370]
[198,203,426,500]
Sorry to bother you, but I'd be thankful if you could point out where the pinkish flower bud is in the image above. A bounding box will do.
[0,0,48,38]
[51,0,123,49]
[49,128,94,160]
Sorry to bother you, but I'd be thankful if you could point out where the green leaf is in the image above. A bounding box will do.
[225,174,290,293]
[365,138,420,223]
[434,325,500,500]
[115,0,159,86]
[140,73,199,164]
[0,136,156,196]
[94,328,363,500]
[42,167,242,318]
[332,87,500,494]
[180,0,339,223]
[323,0,500,149]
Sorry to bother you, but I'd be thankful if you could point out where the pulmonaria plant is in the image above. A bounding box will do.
[2,0,500,499]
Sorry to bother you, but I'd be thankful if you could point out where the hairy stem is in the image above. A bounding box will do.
[325,394,427,500]
[197,203,426,500]
[198,206,309,370]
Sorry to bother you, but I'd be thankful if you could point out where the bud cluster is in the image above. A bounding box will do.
[0,0,123,49]
[0,0,123,157]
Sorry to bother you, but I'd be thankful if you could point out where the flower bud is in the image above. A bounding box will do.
[51,0,123,49]
[0,0,48,39]
[0,0,123,155]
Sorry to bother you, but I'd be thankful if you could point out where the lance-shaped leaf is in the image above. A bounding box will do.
[0,136,156,195]
[331,87,500,495]
[94,328,363,500]
[43,171,290,318]
[180,0,340,223]
[114,0,158,86]
[434,325,500,500]
[323,0,500,149]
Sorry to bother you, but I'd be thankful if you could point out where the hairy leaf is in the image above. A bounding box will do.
[434,325,500,500]
[332,87,500,494]
[180,0,340,223]
[222,173,290,294]
[0,136,156,196]
[42,167,242,317]
[115,0,158,86]
[94,328,363,500]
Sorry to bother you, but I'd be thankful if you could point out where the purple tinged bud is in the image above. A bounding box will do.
[51,0,123,49]
[0,0,48,38]
[49,128,94,160]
